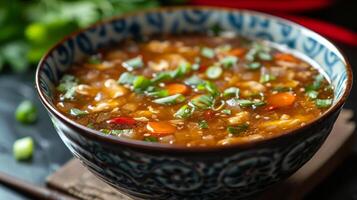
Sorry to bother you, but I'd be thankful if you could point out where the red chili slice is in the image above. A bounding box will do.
[107,117,136,125]
[203,110,215,121]
[199,65,208,72]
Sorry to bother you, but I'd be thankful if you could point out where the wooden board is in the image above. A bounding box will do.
[46,110,355,200]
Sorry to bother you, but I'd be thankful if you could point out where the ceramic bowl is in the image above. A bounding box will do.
[36,7,352,200]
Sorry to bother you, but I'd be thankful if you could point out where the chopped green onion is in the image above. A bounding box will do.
[151,72,172,83]
[260,74,276,83]
[236,99,254,107]
[122,56,143,71]
[15,100,37,124]
[189,95,214,109]
[144,136,158,142]
[220,56,238,68]
[101,129,133,135]
[253,101,266,107]
[215,44,232,53]
[246,62,262,70]
[184,75,204,86]
[257,52,272,61]
[221,109,232,115]
[133,76,152,91]
[174,105,194,119]
[152,62,191,82]
[146,89,169,98]
[13,137,34,161]
[245,49,257,62]
[204,81,220,97]
[172,61,191,78]
[210,23,222,36]
[87,123,94,129]
[306,74,324,91]
[69,108,88,117]
[153,94,186,105]
[227,124,249,135]
[315,99,332,108]
[118,72,136,85]
[236,99,266,107]
[192,57,201,71]
[206,65,223,79]
[272,86,292,92]
[88,55,101,64]
[306,90,318,99]
[201,47,215,58]
[223,87,240,98]
[198,120,209,129]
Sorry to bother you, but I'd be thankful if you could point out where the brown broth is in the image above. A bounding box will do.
[54,34,334,147]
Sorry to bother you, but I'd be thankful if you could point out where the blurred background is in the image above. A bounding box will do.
[0,0,356,199]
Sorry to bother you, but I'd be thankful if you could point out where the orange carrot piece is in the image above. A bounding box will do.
[165,83,189,95]
[229,48,246,57]
[147,121,176,136]
[267,92,296,108]
[274,53,298,63]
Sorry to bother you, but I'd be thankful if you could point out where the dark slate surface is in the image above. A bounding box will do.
[0,1,356,199]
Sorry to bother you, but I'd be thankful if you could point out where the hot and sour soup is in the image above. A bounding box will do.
[55,34,333,147]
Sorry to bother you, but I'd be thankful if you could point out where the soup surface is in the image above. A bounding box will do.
[54,34,333,147]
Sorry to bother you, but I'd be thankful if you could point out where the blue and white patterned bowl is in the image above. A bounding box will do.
[36,7,352,200]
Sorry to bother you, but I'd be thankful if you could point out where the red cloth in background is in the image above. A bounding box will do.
[190,0,357,46]
[190,0,333,12]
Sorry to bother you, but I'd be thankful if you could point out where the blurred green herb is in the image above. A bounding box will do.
[0,0,161,73]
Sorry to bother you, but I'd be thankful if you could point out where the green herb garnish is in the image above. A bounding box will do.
[133,76,152,91]
[223,87,240,98]
[184,75,204,86]
[87,123,94,129]
[198,120,209,129]
[144,136,158,142]
[206,65,223,79]
[306,74,324,91]
[152,61,191,82]
[246,62,262,70]
[260,73,276,83]
[210,23,222,36]
[118,72,136,85]
[151,72,172,83]
[220,56,238,68]
[306,90,318,99]
[153,94,186,105]
[227,124,249,135]
[146,89,169,98]
[57,75,78,100]
[272,86,292,92]
[236,99,266,107]
[201,47,215,58]
[69,108,88,117]
[221,109,232,115]
[174,105,194,119]
[257,52,272,61]
[88,55,101,64]
[172,61,191,78]
[122,56,143,71]
[204,81,220,97]
[101,129,133,135]
[192,57,201,71]
[189,95,214,109]
[315,99,332,108]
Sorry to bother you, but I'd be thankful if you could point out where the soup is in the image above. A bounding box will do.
[54,34,333,147]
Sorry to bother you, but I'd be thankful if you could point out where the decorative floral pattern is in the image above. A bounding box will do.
[38,8,348,200]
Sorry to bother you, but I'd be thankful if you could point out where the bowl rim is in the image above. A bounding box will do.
[35,6,353,153]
